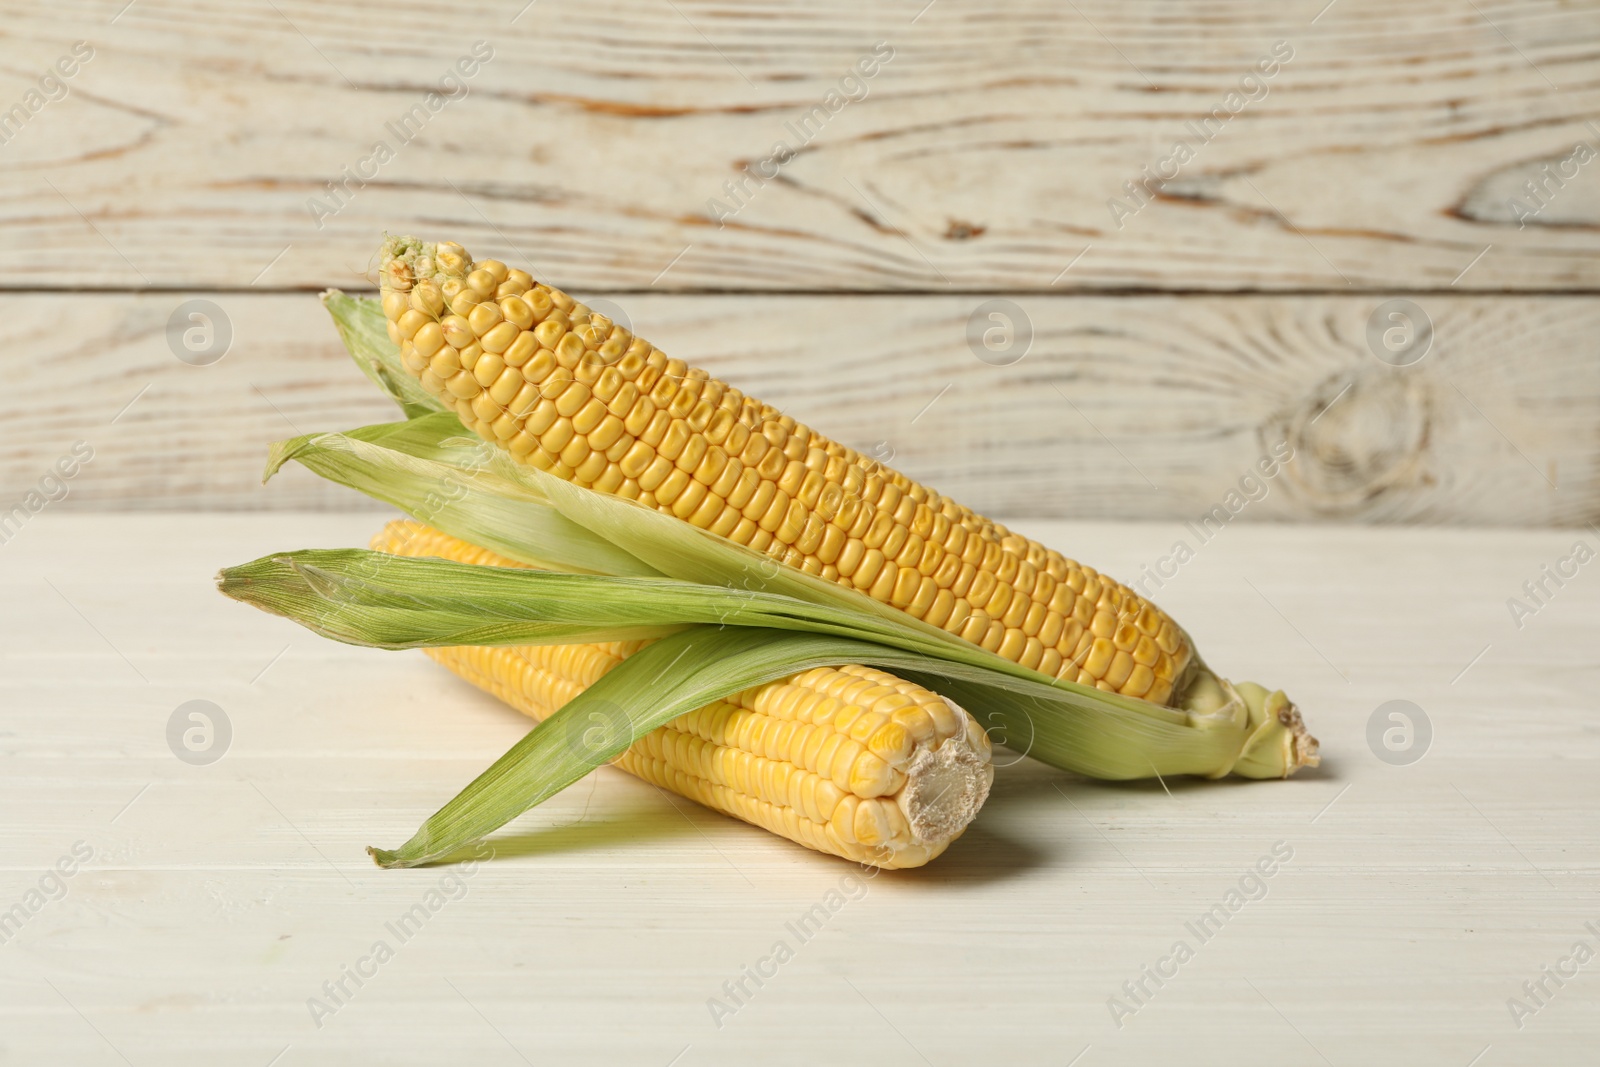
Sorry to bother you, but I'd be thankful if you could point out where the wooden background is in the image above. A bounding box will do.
[3,0,1596,524]
[6,5,1600,1063]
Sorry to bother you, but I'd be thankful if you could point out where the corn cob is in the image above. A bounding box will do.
[377,236,1316,773]
[372,519,994,869]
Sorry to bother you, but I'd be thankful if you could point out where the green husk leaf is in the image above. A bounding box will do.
[321,289,446,419]
[371,620,1250,867]
[216,550,686,649]
[369,627,918,868]
[217,546,1260,781]
[263,414,657,579]
[254,412,1301,779]
[265,413,1044,671]
[215,547,1047,663]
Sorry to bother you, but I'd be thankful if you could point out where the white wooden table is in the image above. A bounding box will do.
[2,512,1595,1065]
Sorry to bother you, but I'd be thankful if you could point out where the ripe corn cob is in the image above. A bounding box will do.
[378,238,1186,700]
[372,519,994,869]
[377,236,1315,773]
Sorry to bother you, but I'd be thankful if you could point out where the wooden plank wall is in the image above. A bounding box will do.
[2,0,1596,524]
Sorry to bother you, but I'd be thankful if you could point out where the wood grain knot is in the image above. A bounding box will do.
[1453,145,1600,230]
[1266,367,1434,515]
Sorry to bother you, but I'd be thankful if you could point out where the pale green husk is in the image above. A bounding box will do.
[321,289,446,420]
[212,291,1315,868]
[263,415,655,578]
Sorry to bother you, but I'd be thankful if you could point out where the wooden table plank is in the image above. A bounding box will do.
[3,291,1594,525]
[0,513,1596,1064]
[2,0,1596,290]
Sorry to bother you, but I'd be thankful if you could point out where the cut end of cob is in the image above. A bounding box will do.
[899,701,992,843]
